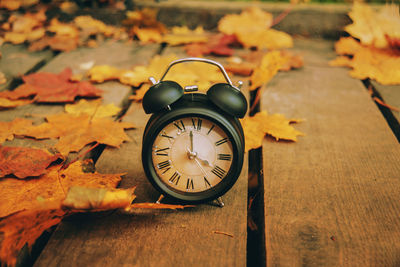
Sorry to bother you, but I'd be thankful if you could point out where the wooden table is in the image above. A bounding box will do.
[1,38,399,267]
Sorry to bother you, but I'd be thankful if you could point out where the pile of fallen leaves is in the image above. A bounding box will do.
[0,4,309,265]
[330,3,400,85]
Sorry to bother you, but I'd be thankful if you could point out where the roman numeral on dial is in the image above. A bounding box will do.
[211,166,226,179]
[186,178,194,190]
[204,177,211,188]
[218,154,232,161]
[191,118,202,131]
[169,171,180,185]
[215,138,228,146]
[155,147,169,156]
[157,160,171,174]
[173,120,185,131]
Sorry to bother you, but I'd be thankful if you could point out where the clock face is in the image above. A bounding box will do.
[151,116,234,193]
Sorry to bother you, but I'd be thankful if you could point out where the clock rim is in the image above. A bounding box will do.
[142,106,244,204]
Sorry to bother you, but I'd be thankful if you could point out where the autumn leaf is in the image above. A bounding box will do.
[241,111,304,151]
[62,186,136,210]
[250,51,287,90]
[126,203,194,211]
[123,8,166,33]
[0,0,38,10]
[0,98,32,109]
[218,7,293,50]
[129,83,150,102]
[0,160,124,218]
[184,34,236,57]
[65,99,121,118]
[162,26,208,46]
[0,118,33,143]
[330,37,400,85]
[0,68,102,103]
[0,202,65,266]
[88,54,226,91]
[0,146,61,179]
[3,10,46,44]
[345,3,400,49]
[133,27,163,43]
[218,7,273,36]
[0,72,6,85]
[17,113,134,155]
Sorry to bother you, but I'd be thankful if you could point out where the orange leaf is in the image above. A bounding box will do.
[17,113,135,156]
[0,146,61,179]
[0,160,123,218]
[126,203,194,211]
[0,118,33,143]
[0,202,65,266]
[241,111,304,151]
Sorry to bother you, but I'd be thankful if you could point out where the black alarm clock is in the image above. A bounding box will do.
[141,58,247,204]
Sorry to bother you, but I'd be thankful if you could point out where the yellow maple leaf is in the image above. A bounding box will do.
[134,27,163,43]
[330,37,400,85]
[162,26,208,46]
[218,7,273,35]
[241,111,304,152]
[250,51,286,90]
[237,28,293,50]
[65,99,121,118]
[0,118,33,143]
[345,3,400,49]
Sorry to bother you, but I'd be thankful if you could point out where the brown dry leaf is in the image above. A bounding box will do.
[0,68,102,103]
[279,50,304,71]
[250,51,287,90]
[0,146,61,179]
[74,16,120,37]
[18,113,134,155]
[0,160,123,218]
[241,111,304,151]
[65,99,121,118]
[62,186,136,211]
[0,118,33,143]
[345,3,400,49]
[0,98,31,109]
[162,26,208,46]
[330,37,400,85]
[0,202,64,266]
[124,8,166,31]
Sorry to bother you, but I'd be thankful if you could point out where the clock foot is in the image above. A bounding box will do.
[156,194,164,204]
[216,197,225,208]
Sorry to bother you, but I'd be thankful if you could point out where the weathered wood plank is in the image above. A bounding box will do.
[34,49,249,267]
[261,39,400,266]
[0,43,54,91]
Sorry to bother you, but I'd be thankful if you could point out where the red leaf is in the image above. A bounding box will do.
[0,146,61,179]
[0,68,102,103]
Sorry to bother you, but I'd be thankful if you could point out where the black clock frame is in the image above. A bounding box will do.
[142,94,245,204]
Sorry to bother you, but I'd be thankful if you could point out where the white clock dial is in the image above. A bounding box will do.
[151,117,233,193]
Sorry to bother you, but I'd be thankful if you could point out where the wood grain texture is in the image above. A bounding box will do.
[34,48,249,267]
[0,43,53,91]
[261,38,400,266]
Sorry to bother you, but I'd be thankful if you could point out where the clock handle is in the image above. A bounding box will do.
[158,57,241,91]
